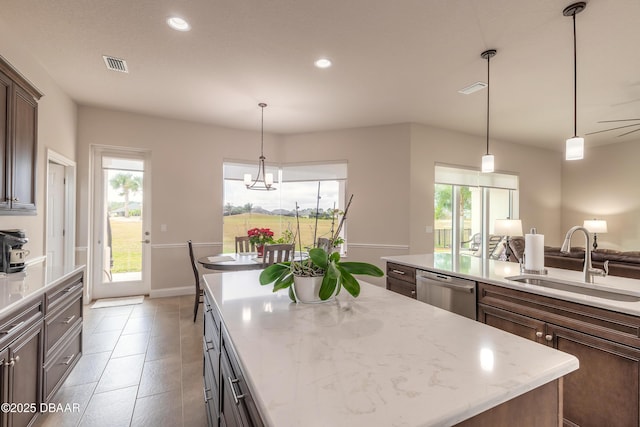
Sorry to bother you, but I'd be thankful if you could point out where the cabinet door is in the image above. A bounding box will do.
[11,86,37,212]
[219,353,243,427]
[0,348,8,427]
[8,323,42,427]
[549,324,640,427]
[478,304,546,345]
[0,71,10,211]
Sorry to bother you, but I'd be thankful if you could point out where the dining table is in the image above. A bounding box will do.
[198,251,308,271]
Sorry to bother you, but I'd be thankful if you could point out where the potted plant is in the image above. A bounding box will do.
[247,227,274,256]
[259,194,383,303]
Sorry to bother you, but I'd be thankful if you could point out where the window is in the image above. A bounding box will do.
[434,164,519,259]
[223,161,347,253]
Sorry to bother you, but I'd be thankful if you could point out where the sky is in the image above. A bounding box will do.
[224,180,340,212]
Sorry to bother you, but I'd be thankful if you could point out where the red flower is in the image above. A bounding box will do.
[247,228,275,245]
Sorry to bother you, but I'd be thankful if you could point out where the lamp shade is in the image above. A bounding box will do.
[566,136,584,160]
[494,219,523,236]
[481,154,495,173]
[583,219,607,233]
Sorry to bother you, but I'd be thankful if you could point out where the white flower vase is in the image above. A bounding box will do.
[292,276,335,304]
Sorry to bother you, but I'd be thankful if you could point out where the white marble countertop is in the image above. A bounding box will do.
[383,253,640,316]
[204,270,578,427]
[0,262,85,317]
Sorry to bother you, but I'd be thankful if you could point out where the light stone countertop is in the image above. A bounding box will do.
[383,253,640,316]
[203,270,578,427]
[0,262,85,317]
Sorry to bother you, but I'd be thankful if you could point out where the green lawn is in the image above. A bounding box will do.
[109,218,142,273]
[223,213,335,252]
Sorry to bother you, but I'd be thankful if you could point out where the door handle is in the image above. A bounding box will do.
[141,239,150,244]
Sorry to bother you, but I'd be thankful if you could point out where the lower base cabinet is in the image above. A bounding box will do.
[204,290,264,427]
[478,282,640,427]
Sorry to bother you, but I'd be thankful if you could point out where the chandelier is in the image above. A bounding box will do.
[244,102,276,191]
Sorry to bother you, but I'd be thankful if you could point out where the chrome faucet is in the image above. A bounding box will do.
[561,226,608,283]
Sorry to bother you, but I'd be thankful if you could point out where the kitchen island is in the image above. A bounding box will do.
[203,270,577,427]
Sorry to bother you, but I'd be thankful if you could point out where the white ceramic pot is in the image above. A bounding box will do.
[292,275,335,304]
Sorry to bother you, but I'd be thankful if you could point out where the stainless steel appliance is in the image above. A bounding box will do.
[416,270,476,320]
[0,229,29,273]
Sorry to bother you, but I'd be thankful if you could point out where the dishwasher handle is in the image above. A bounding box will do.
[425,279,475,293]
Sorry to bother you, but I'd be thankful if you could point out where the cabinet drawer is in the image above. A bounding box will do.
[0,298,43,350]
[44,294,82,359]
[42,324,82,402]
[204,349,219,420]
[387,277,417,299]
[45,272,83,314]
[387,262,416,283]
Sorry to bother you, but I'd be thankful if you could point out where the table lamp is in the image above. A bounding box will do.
[583,219,607,250]
[494,219,523,260]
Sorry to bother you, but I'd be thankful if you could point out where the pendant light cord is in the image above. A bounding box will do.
[486,54,491,155]
[572,12,578,137]
[260,103,265,158]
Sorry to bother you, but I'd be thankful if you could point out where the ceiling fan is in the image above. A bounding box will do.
[585,118,640,138]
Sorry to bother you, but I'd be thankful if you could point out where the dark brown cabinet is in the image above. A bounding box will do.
[0,297,43,427]
[0,56,42,214]
[203,290,264,427]
[386,262,417,299]
[478,282,640,427]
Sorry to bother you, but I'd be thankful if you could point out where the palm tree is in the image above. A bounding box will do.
[110,173,142,217]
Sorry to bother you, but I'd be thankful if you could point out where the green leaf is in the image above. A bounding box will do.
[259,263,290,285]
[309,248,329,269]
[273,273,293,292]
[319,275,337,300]
[337,267,361,297]
[329,251,340,263]
[338,262,384,277]
[288,286,297,302]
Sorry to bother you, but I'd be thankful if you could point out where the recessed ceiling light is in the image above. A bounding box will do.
[314,58,332,69]
[458,81,487,95]
[167,16,191,32]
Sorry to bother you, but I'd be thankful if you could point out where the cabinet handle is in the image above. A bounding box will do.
[410,290,416,296]
[545,335,553,342]
[0,321,25,335]
[62,354,76,366]
[12,197,19,202]
[228,377,245,404]
[391,269,406,275]
[63,283,82,293]
[205,340,215,351]
[63,315,76,324]
[535,331,543,338]
[6,356,19,367]
[203,387,212,403]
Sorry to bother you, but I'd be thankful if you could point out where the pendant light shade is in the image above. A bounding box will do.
[245,103,276,191]
[564,2,586,161]
[481,49,497,173]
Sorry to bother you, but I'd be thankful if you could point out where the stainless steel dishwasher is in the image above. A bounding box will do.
[416,270,476,320]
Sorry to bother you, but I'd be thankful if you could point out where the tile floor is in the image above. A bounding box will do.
[34,295,206,427]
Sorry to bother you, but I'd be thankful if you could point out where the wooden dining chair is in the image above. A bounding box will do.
[235,236,255,253]
[187,240,203,322]
[262,244,294,267]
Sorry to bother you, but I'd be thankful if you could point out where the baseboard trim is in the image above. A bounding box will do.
[149,285,195,298]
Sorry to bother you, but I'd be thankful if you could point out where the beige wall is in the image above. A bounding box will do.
[77,106,282,294]
[409,123,564,254]
[280,124,412,286]
[561,138,640,250]
[0,27,77,259]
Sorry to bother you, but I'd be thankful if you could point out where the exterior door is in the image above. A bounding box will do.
[92,147,151,299]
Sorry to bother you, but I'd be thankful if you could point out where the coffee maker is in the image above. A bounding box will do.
[0,229,29,273]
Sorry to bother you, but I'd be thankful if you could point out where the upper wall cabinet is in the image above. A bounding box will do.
[0,55,43,215]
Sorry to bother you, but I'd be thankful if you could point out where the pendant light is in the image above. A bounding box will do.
[481,49,497,173]
[564,2,586,160]
[244,102,276,191]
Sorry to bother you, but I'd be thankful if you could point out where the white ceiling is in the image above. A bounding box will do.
[2,0,639,151]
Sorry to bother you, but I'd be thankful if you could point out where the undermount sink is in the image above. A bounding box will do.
[505,275,640,302]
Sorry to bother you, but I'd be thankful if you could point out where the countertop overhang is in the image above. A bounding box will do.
[383,253,640,316]
[204,270,578,427]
